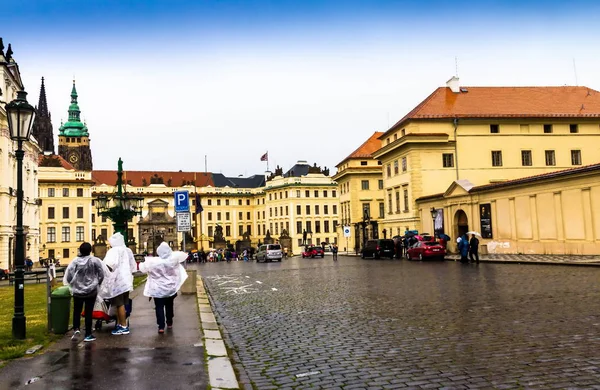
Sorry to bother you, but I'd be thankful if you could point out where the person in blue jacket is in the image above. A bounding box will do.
[458,234,469,263]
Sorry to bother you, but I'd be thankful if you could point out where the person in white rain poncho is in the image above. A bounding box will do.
[139,242,187,334]
[102,232,137,335]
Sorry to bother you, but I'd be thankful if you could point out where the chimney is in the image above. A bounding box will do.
[446,76,460,93]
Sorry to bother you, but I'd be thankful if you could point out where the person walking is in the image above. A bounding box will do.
[331,243,338,261]
[102,232,137,336]
[458,234,469,263]
[469,234,480,263]
[139,242,187,334]
[63,242,105,342]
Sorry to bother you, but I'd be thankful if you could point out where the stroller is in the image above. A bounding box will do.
[84,295,133,331]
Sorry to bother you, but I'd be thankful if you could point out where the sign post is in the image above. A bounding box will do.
[343,226,351,255]
[174,191,191,260]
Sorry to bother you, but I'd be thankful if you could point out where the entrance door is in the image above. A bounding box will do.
[454,210,469,238]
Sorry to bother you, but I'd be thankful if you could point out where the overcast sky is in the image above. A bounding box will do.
[3,0,600,176]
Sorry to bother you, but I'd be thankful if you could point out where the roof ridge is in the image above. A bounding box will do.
[386,87,444,135]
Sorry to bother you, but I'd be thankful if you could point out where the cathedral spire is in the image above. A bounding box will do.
[37,77,49,117]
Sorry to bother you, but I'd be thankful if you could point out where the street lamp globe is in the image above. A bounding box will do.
[6,91,36,141]
[96,195,109,211]
[430,207,437,220]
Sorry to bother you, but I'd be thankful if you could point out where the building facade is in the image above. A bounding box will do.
[333,132,384,253]
[0,39,42,269]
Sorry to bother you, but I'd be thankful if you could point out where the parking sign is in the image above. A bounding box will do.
[174,190,190,213]
[343,226,351,238]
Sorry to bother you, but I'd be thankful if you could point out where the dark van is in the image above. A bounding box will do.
[361,239,395,259]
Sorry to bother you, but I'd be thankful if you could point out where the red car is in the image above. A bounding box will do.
[406,241,446,261]
[301,246,325,258]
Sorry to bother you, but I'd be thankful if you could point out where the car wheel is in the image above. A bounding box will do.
[321,255,324,258]
[419,253,423,261]
[361,252,365,259]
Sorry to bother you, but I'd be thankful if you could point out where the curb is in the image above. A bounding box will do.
[196,276,240,390]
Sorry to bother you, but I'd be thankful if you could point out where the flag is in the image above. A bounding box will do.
[260,152,268,161]
[195,193,203,214]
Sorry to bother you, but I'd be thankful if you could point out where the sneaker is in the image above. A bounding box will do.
[120,326,130,335]
[167,325,173,329]
[84,335,96,342]
[111,325,125,336]
[158,328,164,334]
[71,329,80,341]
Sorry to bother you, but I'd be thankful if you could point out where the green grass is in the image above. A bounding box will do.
[0,283,61,363]
[133,274,147,289]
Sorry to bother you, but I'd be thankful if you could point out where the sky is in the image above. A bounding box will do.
[3,0,600,176]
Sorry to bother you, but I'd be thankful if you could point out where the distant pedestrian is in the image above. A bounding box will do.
[469,234,480,263]
[63,242,105,342]
[331,244,338,261]
[139,242,187,334]
[458,234,469,263]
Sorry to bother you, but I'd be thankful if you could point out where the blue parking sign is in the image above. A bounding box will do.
[174,190,190,213]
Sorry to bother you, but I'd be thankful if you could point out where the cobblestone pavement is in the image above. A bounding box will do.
[195,257,600,389]
[444,253,600,265]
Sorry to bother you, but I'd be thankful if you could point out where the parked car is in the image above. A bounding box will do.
[361,239,395,259]
[406,241,446,261]
[301,246,324,258]
[255,244,283,262]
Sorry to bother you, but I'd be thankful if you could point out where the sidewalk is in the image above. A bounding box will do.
[0,282,208,390]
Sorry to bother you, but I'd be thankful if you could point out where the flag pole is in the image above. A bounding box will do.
[266,150,269,172]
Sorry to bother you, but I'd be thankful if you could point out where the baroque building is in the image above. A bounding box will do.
[57,81,93,171]
[0,39,42,269]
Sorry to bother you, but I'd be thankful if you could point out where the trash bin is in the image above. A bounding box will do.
[51,286,72,334]
[181,269,197,295]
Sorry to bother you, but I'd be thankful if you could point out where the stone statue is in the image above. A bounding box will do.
[118,158,123,172]
[214,225,224,241]
[265,230,271,239]
[94,234,106,245]
[280,229,290,238]
[242,231,251,241]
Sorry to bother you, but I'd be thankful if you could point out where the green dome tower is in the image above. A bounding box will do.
[57,81,93,171]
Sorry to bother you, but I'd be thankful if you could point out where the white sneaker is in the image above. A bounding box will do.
[71,329,80,341]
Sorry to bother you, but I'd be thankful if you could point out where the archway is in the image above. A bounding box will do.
[454,209,469,239]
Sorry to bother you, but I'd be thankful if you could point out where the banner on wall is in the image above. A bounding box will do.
[480,204,493,238]
[433,208,445,237]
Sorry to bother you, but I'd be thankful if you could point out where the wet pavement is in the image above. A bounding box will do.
[0,285,207,390]
[195,256,600,389]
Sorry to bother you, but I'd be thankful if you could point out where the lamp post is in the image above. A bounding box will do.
[361,207,370,250]
[6,90,36,339]
[430,207,437,236]
[94,158,144,245]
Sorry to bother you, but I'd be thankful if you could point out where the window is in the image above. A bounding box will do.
[239,225,244,236]
[306,205,311,215]
[77,188,84,197]
[48,188,55,197]
[296,190,300,198]
[247,212,251,219]
[491,151,503,167]
[324,221,330,233]
[544,124,553,133]
[91,214,95,223]
[305,190,310,197]
[571,150,582,165]
[378,180,384,190]
[545,150,556,166]
[48,207,55,219]
[217,212,221,220]
[275,208,278,217]
[208,212,213,221]
[62,188,69,197]
[208,199,212,206]
[403,188,409,212]
[208,226,213,237]
[258,225,261,235]
[394,160,399,175]
[332,205,337,214]
[395,190,400,213]
[401,157,407,172]
[324,205,328,215]
[225,199,230,206]
[295,205,301,215]
[92,229,96,241]
[246,199,250,205]
[361,180,369,190]
[388,193,393,214]
[360,161,367,166]
[238,199,242,205]
[238,212,243,220]
[296,221,302,234]
[269,208,273,217]
[217,199,221,206]
[394,134,397,140]
[76,226,85,242]
[333,220,338,231]
[225,226,231,236]
[314,190,319,198]
[62,207,70,219]
[386,164,391,177]
[47,227,56,243]
[332,190,336,197]
[306,221,312,233]
[226,212,230,220]
[362,203,371,219]
[490,124,499,133]
[77,206,84,219]
[262,211,265,219]
[315,205,320,215]
[246,225,251,235]
[63,249,70,259]
[570,124,579,133]
[61,226,70,242]
[285,206,288,215]
[101,228,107,239]
[442,154,454,168]
[379,202,385,218]
[521,150,532,166]
[280,206,283,215]
[315,221,321,233]
[102,215,107,223]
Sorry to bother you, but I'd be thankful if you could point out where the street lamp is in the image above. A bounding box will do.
[361,207,370,250]
[430,207,437,236]
[94,158,144,244]
[6,89,36,339]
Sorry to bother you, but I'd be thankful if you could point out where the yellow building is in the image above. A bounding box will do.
[417,164,600,255]
[0,41,42,269]
[38,155,94,263]
[372,77,600,241]
[333,132,384,253]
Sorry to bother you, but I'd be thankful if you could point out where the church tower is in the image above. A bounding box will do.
[57,81,93,171]
[31,77,55,154]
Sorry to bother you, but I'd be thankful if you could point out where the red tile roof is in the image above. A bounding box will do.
[38,154,75,170]
[385,86,600,136]
[337,132,384,167]
[92,171,214,187]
